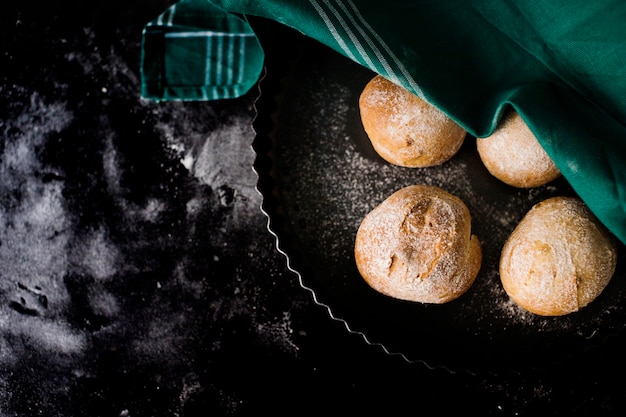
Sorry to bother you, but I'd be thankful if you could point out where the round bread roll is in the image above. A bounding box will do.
[476,109,561,188]
[354,185,482,304]
[500,196,617,316]
[359,75,466,167]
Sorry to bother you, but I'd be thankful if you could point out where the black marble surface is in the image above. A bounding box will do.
[2,1,626,416]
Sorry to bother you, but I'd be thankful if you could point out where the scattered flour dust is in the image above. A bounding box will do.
[255,311,299,356]
[161,114,262,226]
[0,93,87,363]
[148,108,302,357]
[276,73,595,333]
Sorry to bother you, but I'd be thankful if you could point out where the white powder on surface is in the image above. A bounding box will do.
[188,116,262,223]
[70,226,121,281]
[0,94,87,359]
[271,64,622,345]
[255,310,299,356]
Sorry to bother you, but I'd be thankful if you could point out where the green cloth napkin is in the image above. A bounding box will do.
[141,0,626,245]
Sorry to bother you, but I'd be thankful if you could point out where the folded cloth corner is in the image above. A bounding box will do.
[141,0,626,245]
[140,0,264,100]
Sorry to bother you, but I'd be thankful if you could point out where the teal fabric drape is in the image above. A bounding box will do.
[141,0,626,245]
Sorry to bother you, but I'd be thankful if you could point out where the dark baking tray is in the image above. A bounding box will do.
[252,25,626,374]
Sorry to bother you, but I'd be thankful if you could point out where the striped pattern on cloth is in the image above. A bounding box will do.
[141,0,264,100]
[306,0,423,99]
[141,0,423,101]
[141,0,626,245]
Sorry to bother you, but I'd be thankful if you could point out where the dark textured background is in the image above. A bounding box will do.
[2,1,626,415]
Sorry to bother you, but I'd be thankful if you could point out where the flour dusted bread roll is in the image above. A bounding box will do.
[477,109,561,188]
[359,75,466,167]
[500,197,617,316]
[354,185,482,303]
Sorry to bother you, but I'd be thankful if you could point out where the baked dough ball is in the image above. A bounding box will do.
[500,196,617,316]
[477,109,561,188]
[354,185,482,304]
[359,75,466,167]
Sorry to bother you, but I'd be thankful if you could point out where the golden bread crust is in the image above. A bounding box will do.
[359,75,466,168]
[477,110,561,188]
[354,185,482,304]
[500,196,617,316]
